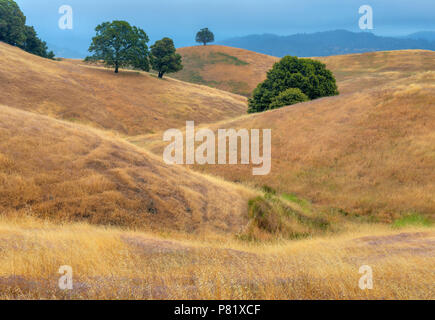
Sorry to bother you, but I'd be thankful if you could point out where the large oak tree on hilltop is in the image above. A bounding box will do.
[195,28,214,46]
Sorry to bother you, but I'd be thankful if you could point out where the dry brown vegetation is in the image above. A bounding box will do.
[174,45,279,96]
[0,43,434,299]
[0,214,433,299]
[0,43,247,135]
[136,50,435,221]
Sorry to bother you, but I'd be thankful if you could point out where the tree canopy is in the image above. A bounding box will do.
[195,28,214,46]
[150,37,183,78]
[0,0,54,58]
[22,26,54,59]
[85,20,150,73]
[248,56,339,113]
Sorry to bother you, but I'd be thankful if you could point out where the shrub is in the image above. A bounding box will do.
[269,88,309,110]
[248,196,282,233]
[243,194,330,241]
[248,56,338,113]
[261,185,277,195]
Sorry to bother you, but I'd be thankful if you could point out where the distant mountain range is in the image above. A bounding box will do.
[47,30,435,59]
[218,30,435,57]
[405,31,435,42]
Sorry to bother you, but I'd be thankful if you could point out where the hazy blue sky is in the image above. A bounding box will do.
[15,0,435,56]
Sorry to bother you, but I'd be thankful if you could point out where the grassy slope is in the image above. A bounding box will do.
[0,43,433,300]
[174,45,279,96]
[0,42,326,238]
[0,42,247,135]
[0,105,254,234]
[137,50,435,220]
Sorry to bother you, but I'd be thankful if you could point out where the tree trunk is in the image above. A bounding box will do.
[203,42,206,46]
[158,71,163,78]
[114,63,119,73]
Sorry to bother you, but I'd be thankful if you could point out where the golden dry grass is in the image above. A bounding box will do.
[0,42,247,135]
[1,43,434,299]
[136,50,435,220]
[173,45,279,96]
[0,105,255,234]
[0,213,433,299]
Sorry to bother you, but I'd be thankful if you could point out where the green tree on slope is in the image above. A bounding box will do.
[23,26,54,59]
[150,37,183,78]
[0,0,54,58]
[0,0,26,46]
[86,21,150,73]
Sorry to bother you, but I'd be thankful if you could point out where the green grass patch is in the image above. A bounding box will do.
[392,213,433,228]
[175,52,251,95]
[282,193,311,210]
[207,52,249,66]
[180,52,248,71]
[225,80,250,96]
[281,193,316,216]
[183,70,219,86]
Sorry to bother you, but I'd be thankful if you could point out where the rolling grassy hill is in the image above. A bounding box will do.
[135,50,435,220]
[0,42,331,239]
[0,42,434,300]
[0,42,247,136]
[174,45,279,96]
[0,105,254,234]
